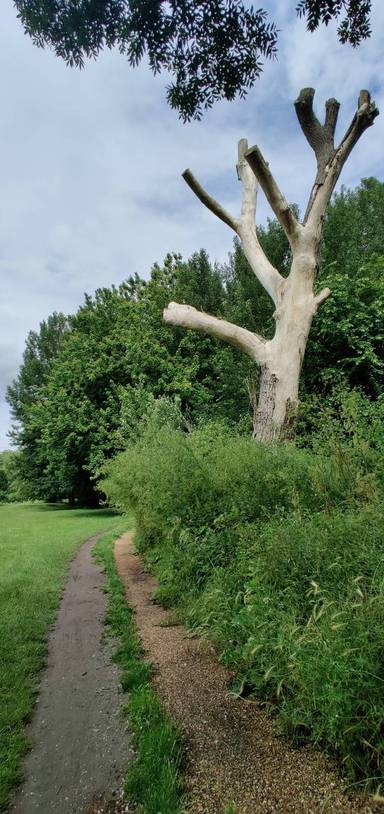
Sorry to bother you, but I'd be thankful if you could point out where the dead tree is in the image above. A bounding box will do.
[164,89,379,441]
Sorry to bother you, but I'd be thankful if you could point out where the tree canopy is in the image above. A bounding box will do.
[7,178,384,502]
[14,0,371,120]
[297,1,371,46]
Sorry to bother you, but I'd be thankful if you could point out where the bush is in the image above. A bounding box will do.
[102,405,384,786]
[187,507,384,781]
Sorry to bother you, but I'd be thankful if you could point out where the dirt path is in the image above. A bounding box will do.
[12,535,132,814]
[115,532,380,814]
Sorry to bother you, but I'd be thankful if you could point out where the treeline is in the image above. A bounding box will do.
[6,179,384,787]
[5,177,384,504]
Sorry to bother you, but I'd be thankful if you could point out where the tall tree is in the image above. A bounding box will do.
[164,88,379,440]
[14,1,371,120]
[9,253,231,503]
[6,313,69,501]
[7,312,69,428]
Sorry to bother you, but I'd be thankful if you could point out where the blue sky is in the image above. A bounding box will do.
[1,0,384,450]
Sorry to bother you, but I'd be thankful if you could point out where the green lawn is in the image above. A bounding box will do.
[0,502,125,813]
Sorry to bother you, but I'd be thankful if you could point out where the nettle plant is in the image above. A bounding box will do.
[164,88,379,441]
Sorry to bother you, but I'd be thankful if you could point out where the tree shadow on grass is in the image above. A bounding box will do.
[30,503,120,519]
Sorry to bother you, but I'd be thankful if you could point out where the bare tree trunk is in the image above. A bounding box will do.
[253,264,315,440]
[252,366,297,441]
[164,88,379,442]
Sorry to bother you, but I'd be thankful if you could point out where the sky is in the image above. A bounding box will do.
[1,0,384,450]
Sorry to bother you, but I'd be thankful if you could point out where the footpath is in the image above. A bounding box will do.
[115,531,380,814]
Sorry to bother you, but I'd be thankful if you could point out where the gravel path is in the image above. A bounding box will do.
[12,535,132,814]
[115,531,380,814]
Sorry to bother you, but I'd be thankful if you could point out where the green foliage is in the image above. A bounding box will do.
[7,312,68,426]
[103,409,384,786]
[6,313,69,502]
[0,503,121,813]
[305,255,384,395]
[115,386,184,447]
[0,452,28,503]
[14,0,277,121]
[9,251,238,504]
[297,0,371,46]
[190,506,384,783]
[0,467,7,503]
[8,179,384,504]
[298,387,384,462]
[322,179,384,275]
[94,532,183,814]
[14,2,372,119]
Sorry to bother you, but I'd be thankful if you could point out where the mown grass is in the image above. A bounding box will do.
[0,502,122,813]
[94,532,183,814]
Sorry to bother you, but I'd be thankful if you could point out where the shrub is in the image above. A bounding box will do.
[102,406,384,786]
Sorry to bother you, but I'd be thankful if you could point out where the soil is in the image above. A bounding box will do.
[12,535,132,814]
[114,531,381,814]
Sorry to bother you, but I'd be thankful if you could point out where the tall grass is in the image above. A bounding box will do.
[103,411,384,788]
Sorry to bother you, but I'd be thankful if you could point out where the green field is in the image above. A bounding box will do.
[0,502,124,812]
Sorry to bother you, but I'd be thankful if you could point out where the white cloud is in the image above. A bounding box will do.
[1,0,383,449]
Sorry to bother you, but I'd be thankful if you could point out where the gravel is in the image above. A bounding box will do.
[115,532,381,814]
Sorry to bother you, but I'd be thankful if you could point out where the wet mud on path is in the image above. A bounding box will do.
[12,535,131,814]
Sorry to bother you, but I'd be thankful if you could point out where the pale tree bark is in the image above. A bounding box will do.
[164,89,379,441]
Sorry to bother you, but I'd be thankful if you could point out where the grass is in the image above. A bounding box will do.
[0,502,123,813]
[94,532,184,814]
[103,419,384,788]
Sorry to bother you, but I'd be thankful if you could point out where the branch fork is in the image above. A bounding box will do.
[163,88,378,440]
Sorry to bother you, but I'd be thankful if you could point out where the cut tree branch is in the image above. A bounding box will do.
[245,144,300,247]
[182,143,284,307]
[337,89,379,161]
[305,89,379,228]
[294,88,340,186]
[163,302,266,364]
[295,88,325,156]
[314,287,331,307]
[182,169,239,232]
[237,138,284,305]
[324,97,340,142]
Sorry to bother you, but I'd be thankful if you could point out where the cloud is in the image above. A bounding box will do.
[0,0,383,449]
